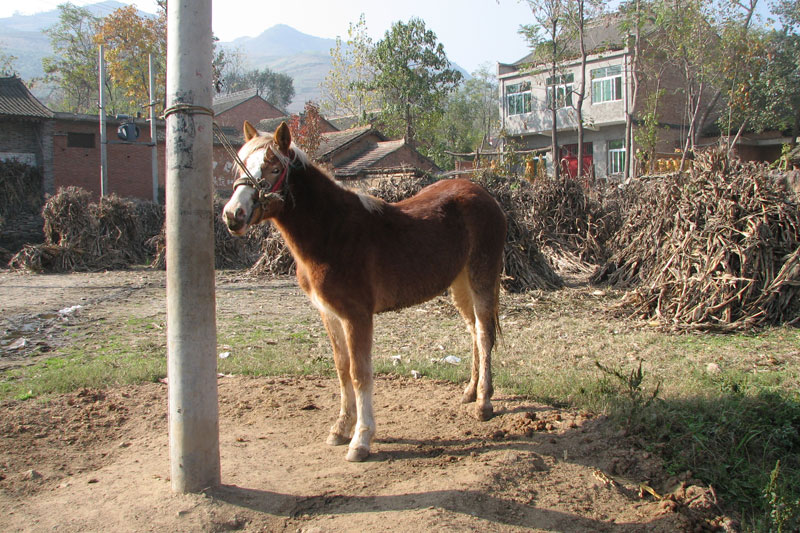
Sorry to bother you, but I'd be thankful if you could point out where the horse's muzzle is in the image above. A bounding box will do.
[223,206,247,234]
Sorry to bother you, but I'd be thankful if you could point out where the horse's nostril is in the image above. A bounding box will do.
[235,207,245,222]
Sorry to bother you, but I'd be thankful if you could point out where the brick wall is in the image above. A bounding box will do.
[0,117,40,155]
[215,98,284,129]
[53,117,167,201]
[213,144,240,195]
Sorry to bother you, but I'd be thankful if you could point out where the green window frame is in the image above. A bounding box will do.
[608,139,625,175]
[506,81,532,115]
[545,73,574,109]
[591,65,623,104]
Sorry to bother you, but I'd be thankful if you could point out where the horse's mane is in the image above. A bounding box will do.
[238,132,310,170]
[240,130,384,214]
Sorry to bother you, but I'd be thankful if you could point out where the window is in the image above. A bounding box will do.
[608,139,625,175]
[506,81,531,115]
[67,132,95,148]
[546,74,574,109]
[591,65,623,104]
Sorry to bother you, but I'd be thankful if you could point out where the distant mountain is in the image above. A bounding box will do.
[2,6,468,114]
[0,2,137,82]
[218,25,337,113]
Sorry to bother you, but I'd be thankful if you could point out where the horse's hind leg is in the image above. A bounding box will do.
[472,296,497,421]
[321,313,356,446]
[451,269,480,404]
[467,271,500,421]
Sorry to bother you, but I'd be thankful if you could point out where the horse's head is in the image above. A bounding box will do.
[222,120,298,236]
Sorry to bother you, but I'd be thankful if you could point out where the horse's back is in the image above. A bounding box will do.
[369,179,506,312]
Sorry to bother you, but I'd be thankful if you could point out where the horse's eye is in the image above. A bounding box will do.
[272,167,280,174]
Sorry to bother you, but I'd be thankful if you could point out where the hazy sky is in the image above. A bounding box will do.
[1,0,537,73]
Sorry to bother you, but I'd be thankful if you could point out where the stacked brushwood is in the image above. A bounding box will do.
[0,160,42,220]
[596,150,800,330]
[0,160,45,260]
[511,175,619,275]
[10,187,165,272]
[473,173,564,291]
[149,197,274,271]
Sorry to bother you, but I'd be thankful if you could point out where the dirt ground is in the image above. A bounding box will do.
[0,269,734,532]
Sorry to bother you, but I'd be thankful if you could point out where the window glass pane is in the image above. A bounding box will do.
[67,133,95,148]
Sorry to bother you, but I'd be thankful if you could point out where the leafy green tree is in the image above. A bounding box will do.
[0,51,17,77]
[95,4,167,114]
[768,0,800,147]
[651,0,723,169]
[370,18,462,147]
[426,66,499,169]
[320,14,379,122]
[42,4,103,113]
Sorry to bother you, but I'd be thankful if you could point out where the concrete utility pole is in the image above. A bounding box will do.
[149,54,160,204]
[98,44,109,197]
[165,0,220,493]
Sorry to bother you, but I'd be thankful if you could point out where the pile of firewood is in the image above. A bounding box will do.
[596,151,800,330]
[148,197,266,270]
[11,187,164,272]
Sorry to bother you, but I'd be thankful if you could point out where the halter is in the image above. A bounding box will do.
[231,147,290,208]
[210,123,285,209]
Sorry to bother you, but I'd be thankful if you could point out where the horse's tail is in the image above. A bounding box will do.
[492,268,503,345]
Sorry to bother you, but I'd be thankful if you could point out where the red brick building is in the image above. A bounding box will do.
[2,77,441,202]
[52,113,166,201]
[212,89,285,129]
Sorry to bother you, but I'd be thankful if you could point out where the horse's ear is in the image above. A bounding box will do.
[274,121,291,153]
[243,121,258,142]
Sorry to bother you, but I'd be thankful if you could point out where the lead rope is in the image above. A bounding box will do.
[212,122,261,191]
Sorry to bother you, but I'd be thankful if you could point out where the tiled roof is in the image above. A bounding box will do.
[212,88,260,115]
[0,76,53,119]
[315,126,382,160]
[513,14,625,66]
[256,116,290,133]
[335,139,406,177]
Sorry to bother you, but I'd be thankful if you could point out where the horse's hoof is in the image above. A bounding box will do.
[345,446,370,462]
[326,433,350,446]
[461,391,477,404]
[474,403,494,421]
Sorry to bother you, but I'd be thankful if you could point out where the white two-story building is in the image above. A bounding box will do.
[498,15,685,180]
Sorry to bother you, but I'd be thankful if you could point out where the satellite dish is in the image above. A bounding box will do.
[117,122,140,141]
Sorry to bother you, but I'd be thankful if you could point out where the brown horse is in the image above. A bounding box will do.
[222,121,507,462]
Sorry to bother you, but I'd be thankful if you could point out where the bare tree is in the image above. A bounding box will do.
[521,0,568,181]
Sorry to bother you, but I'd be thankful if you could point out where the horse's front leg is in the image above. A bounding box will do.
[342,314,375,462]
[321,313,356,446]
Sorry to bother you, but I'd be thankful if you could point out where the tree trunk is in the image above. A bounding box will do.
[624,0,642,182]
[551,18,560,182]
[575,0,586,183]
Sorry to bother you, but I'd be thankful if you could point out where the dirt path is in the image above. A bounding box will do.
[0,270,730,532]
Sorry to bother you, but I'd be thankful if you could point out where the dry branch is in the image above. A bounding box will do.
[595,150,800,330]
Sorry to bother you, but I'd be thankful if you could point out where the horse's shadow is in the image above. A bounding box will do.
[210,412,665,531]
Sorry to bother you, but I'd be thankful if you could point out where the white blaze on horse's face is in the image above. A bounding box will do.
[223,183,257,236]
[222,146,268,236]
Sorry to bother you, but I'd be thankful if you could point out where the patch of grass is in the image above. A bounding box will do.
[0,342,166,401]
[572,360,800,530]
[2,278,798,530]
